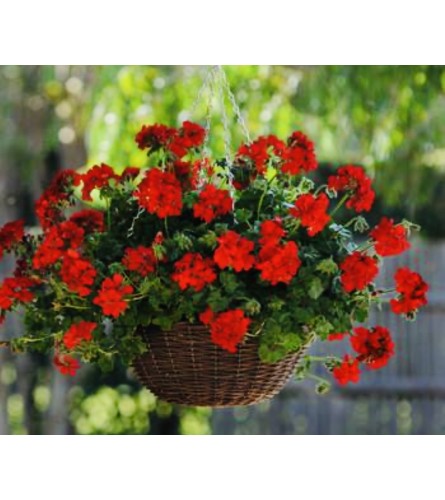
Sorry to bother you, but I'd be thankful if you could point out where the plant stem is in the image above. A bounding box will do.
[257,173,277,219]
[330,193,349,218]
[164,217,170,238]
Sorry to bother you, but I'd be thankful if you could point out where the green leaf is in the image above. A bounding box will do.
[316,258,338,275]
[308,277,325,300]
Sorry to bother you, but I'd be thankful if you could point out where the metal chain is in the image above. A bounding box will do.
[216,70,233,168]
[127,205,145,238]
[216,65,251,144]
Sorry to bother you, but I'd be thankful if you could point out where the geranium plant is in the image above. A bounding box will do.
[0,121,428,390]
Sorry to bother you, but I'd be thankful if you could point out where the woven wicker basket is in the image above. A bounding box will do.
[132,323,305,407]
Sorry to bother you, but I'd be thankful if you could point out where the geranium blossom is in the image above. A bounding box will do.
[328,165,375,212]
[256,241,301,285]
[74,163,119,201]
[193,184,233,223]
[390,267,428,315]
[199,307,251,353]
[214,231,255,272]
[60,251,97,297]
[370,217,410,257]
[0,219,24,259]
[172,253,217,291]
[63,321,97,350]
[123,246,157,277]
[35,169,78,230]
[351,326,395,369]
[281,131,317,175]
[340,252,378,292]
[332,355,361,385]
[93,274,134,318]
[290,193,330,236]
[53,354,80,376]
[134,169,183,218]
[70,209,105,234]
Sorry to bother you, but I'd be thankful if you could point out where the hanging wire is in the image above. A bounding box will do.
[216,65,251,145]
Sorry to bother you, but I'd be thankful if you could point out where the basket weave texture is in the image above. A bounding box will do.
[132,323,305,407]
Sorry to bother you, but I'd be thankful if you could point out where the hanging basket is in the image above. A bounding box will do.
[132,323,306,407]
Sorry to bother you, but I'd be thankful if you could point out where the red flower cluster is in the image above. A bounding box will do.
[0,277,35,311]
[120,167,141,180]
[390,267,428,315]
[332,355,361,385]
[193,184,233,223]
[258,218,286,246]
[370,217,410,257]
[290,193,330,236]
[328,332,347,341]
[35,169,78,230]
[214,231,255,272]
[236,132,317,177]
[135,121,206,158]
[33,221,84,269]
[123,246,157,277]
[93,274,134,318]
[74,163,119,202]
[328,165,375,213]
[63,321,97,350]
[54,354,80,376]
[199,307,251,353]
[70,209,105,234]
[135,169,183,218]
[0,220,24,259]
[340,252,378,292]
[60,250,97,297]
[172,253,216,291]
[257,241,301,285]
[281,131,317,175]
[237,135,286,175]
[351,326,395,369]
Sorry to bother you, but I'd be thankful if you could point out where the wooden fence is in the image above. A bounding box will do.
[212,239,445,434]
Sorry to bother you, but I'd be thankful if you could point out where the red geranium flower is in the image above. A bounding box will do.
[0,219,24,259]
[122,246,157,277]
[256,241,301,285]
[214,231,255,272]
[332,354,361,385]
[259,219,286,247]
[339,252,378,292]
[32,221,85,270]
[172,253,217,292]
[134,169,183,218]
[193,184,233,223]
[60,251,97,297]
[327,165,375,213]
[93,274,134,318]
[199,307,251,353]
[53,354,80,376]
[177,121,206,149]
[35,169,78,230]
[120,167,141,180]
[135,123,177,151]
[290,193,330,236]
[74,163,119,201]
[351,326,395,369]
[0,277,35,310]
[63,321,97,350]
[328,332,347,341]
[370,217,410,257]
[390,267,429,315]
[281,131,317,175]
[70,209,105,234]
[237,135,286,175]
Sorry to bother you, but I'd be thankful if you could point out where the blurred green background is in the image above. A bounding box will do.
[0,65,444,434]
